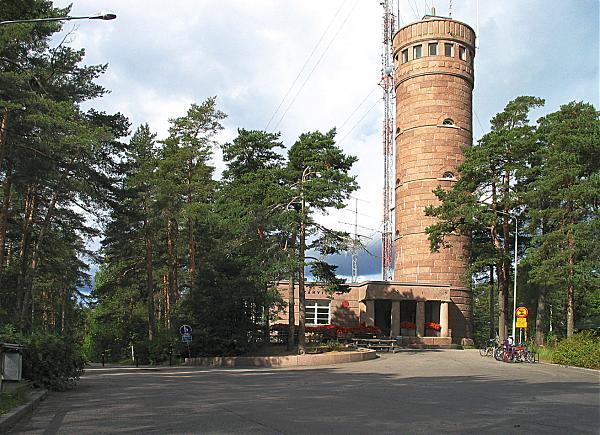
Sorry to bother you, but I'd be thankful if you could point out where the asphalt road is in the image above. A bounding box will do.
[11,350,600,434]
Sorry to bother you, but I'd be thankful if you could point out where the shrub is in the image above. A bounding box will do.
[552,331,600,369]
[0,326,85,391]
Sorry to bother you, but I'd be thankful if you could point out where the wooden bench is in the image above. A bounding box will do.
[351,338,402,353]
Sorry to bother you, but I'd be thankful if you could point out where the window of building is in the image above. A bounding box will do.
[442,171,455,179]
[428,42,438,56]
[442,118,455,126]
[413,44,422,59]
[306,300,330,325]
[401,49,408,63]
[459,45,466,61]
[444,42,453,57]
[400,300,416,324]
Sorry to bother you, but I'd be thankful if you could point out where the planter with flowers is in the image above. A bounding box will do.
[400,321,416,337]
[425,322,442,337]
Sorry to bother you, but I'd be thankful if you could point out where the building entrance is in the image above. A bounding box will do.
[374,300,392,336]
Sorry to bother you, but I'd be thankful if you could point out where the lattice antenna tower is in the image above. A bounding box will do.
[380,0,395,281]
[351,197,358,283]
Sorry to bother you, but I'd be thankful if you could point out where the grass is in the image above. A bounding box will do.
[533,346,555,363]
[0,389,28,416]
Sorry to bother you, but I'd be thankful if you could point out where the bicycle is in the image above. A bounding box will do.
[479,339,496,357]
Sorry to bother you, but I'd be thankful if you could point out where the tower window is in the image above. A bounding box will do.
[401,49,408,63]
[442,171,455,179]
[428,42,438,56]
[444,43,454,57]
[459,45,466,61]
[413,45,422,59]
[442,118,455,126]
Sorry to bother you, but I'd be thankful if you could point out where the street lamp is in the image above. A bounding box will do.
[0,13,116,26]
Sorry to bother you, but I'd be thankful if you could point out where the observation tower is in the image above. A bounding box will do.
[393,13,476,339]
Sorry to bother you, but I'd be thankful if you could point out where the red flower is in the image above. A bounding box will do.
[400,321,416,329]
[425,322,442,331]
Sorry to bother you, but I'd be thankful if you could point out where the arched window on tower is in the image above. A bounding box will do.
[442,118,455,126]
[442,171,455,180]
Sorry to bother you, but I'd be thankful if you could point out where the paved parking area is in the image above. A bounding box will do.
[12,350,600,434]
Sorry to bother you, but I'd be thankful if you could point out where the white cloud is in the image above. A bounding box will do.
[52,0,599,278]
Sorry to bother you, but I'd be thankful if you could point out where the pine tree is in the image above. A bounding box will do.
[426,96,544,341]
[525,102,600,337]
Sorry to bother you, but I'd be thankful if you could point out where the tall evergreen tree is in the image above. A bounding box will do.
[426,96,544,341]
[286,129,357,353]
[524,102,600,337]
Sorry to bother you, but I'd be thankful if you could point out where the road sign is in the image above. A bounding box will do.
[516,306,529,318]
[179,325,192,335]
[181,333,192,343]
[516,318,527,328]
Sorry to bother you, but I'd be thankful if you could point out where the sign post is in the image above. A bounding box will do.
[515,307,528,343]
[179,325,193,360]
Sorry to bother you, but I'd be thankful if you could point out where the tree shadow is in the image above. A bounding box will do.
[14,362,599,434]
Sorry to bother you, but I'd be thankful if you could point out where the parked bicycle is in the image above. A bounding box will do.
[494,339,538,363]
[479,338,500,357]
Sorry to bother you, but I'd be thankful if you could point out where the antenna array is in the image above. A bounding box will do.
[380,0,395,281]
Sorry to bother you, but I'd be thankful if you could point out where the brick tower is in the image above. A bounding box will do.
[392,15,476,339]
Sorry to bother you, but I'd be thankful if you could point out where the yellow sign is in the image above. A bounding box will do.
[516,318,527,328]
[516,306,529,318]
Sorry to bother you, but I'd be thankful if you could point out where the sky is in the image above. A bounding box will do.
[51,0,599,282]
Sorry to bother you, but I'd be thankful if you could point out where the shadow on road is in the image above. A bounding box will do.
[13,362,600,434]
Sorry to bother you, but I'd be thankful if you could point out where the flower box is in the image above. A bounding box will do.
[426,328,440,337]
[401,328,416,337]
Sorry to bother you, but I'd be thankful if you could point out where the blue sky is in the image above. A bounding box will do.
[53,0,599,282]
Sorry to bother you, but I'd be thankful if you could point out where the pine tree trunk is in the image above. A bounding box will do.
[491,180,507,342]
[566,231,575,337]
[23,190,59,329]
[298,190,306,355]
[162,273,169,328]
[166,219,178,328]
[489,265,495,340]
[144,193,156,340]
[502,171,512,341]
[61,287,67,335]
[18,186,37,327]
[502,211,511,340]
[0,163,13,272]
[491,222,506,342]
[535,287,546,345]
[287,272,295,350]
[0,108,9,167]
[187,158,196,289]
[188,218,195,289]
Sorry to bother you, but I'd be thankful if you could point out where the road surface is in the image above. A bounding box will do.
[12,349,600,434]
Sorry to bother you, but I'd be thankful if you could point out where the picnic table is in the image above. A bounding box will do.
[351,337,402,353]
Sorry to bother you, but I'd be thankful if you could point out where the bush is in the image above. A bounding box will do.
[552,331,600,369]
[0,326,85,391]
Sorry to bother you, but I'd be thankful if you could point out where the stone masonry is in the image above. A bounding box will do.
[393,16,476,339]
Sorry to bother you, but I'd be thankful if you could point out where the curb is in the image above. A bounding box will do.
[185,349,378,368]
[538,361,600,374]
[0,389,47,434]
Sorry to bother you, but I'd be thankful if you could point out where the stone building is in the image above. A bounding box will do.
[275,13,476,345]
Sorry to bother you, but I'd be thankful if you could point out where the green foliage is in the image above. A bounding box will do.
[551,332,600,369]
[0,389,28,415]
[0,325,85,391]
[471,283,495,346]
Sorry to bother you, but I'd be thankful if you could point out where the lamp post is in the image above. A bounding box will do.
[0,13,116,26]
